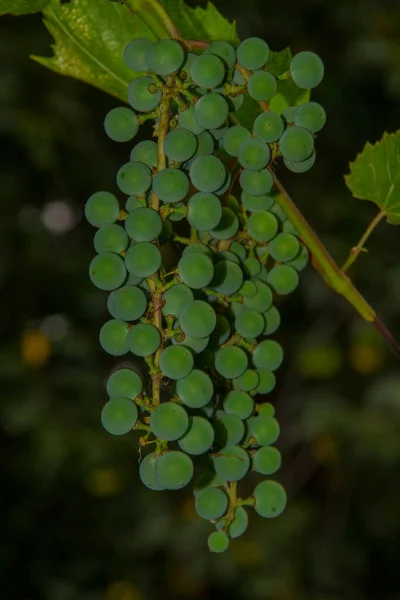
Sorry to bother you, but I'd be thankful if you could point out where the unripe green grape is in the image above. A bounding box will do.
[130,140,158,168]
[210,260,243,295]
[282,106,299,124]
[182,242,213,258]
[247,211,278,242]
[267,264,299,294]
[237,37,270,71]
[159,345,194,379]
[214,250,240,265]
[215,346,248,379]
[244,257,261,277]
[216,507,248,538]
[104,107,139,142]
[222,125,251,157]
[230,241,247,262]
[117,161,152,195]
[178,106,205,135]
[235,369,259,393]
[239,280,257,298]
[258,401,275,416]
[248,70,278,102]
[253,446,281,475]
[164,128,198,163]
[179,300,217,339]
[150,401,189,441]
[125,242,162,278]
[176,368,214,408]
[154,450,194,490]
[139,452,165,490]
[126,195,145,212]
[253,339,284,371]
[101,397,138,435]
[210,207,239,240]
[194,93,229,130]
[162,284,193,317]
[106,367,143,399]
[189,154,226,193]
[208,531,229,553]
[235,308,265,338]
[253,111,285,143]
[128,76,162,112]
[109,285,147,322]
[243,280,273,313]
[223,390,254,419]
[178,416,215,455]
[290,51,324,89]
[209,314,231,348]
[269,232,300,262]
[270,203,288,223]
[238,138,271,171]
[145,39,185,75]
[214,171,231,196]
[89,253,127,291]
[124,207,162,242]
[279,126,314,162]
[253,480,287,518]
[284,150,316,173]
[128,323,161,357]
[94,224,128,254]
[178,252,214,289]
[295,101,326,133]
[256,264,268,283]
[214,446,250,481]
[193,130,215,158]
[85,191,120,228]
[214,413,245,447]
[124,38,154,72]
[152,168,189,203]
[263,306,281,335]
[247,415,280,445]
[240,168,274,196]
[195,487,228,520]
[187,192,222,231]
[99,319,129,356]
[288,244,309,272]
[204,40,236,69]
[190,53,226,88]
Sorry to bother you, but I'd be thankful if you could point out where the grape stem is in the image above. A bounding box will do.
[341,210,386,272]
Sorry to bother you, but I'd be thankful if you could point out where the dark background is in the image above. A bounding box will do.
[1,1,400,599]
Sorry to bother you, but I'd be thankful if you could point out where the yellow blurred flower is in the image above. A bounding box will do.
[21,329,51,367]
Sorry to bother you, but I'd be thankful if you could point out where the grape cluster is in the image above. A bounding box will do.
[85,35,325,552]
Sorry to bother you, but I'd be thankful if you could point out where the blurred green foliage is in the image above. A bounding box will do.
[1,1,400,599]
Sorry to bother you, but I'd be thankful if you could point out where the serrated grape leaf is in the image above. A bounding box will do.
[269,79,310,115]
[0,0,48,15]
[265,47,292,77]
[345,131,400,225]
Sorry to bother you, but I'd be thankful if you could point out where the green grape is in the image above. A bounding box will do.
[127,272,143,285]
[189,154,226,193]
[145,39,185,76]
[152,168,189,203]
[210,207,239,240]
[247,415,280,445]
[172,331,210,354]
[253,111,285,143]
[194,93,229,130]
[253,447,281,475]
[117,161,152,195]
[106,368,143,399]
[256,264,269,283]
[252,339,284,371]
[126,195,144,212]
[263,306,281,335]
[248,70,278,102]
[284,150,316,173]
[162,284,193,317]
[159,345,194,380]
[210,260,243,295]
[243,280,273,313]
[235,369,259,393]
[99,319,129,356]
[107,293,118,319]
[253,480,287,518]
[128,76,162,112]
[241,192,274,213]
[214,171,231,196]
[182,243,212,258]
[222,125,250,157]
[240,168,274,196]
[178,106,205,135]
[247,211,278,242]
[287,244,309,272]
[154,451,194,490]
[215,346,248,379]
[204,40,236,69]
[124,38,154,72]
[150,402,189,441]
[178,253,214,289]
[290,51,324,89]
[190,53,226,88]
[127,323,161,357]
[124,207,162,242]
[195,487,228,520]
[109,285,147,322]
[139,452,165,490]
[239,280,257,298]
[125,242,161,278]
[209,314,231,346]
[230,241,247,262]
[216,506,248,538]
[237,37,270,71]
[270,203,288,223]
[164,128,198,163]
[267,264,299,294]
[238,138,271,171]
[208,531,229,553]
[176,369,213,408]
[282,106,299,124]
[295,101,326,133]
[257,401,275,416]
[235,308,265,338]
[94,224,129,254]
[101,397,138,435]
[179,300,217,339]
[193,130,215,158]
[279,126,314,162]
[244,257,261,277]
[178,416,215,455]
[187,192,222,231]
[89,253,127,291]
[214,413,245,447]
[104,107,139,142]
[269,232,300,262]
[214,446,250,481]
[223,390,254,419]
[85,191,120,228]
[214,250,240,265]
[130,140,158,168]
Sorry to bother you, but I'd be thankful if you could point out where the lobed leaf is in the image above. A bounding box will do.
[269,79,310,115]
[0,0,49,14]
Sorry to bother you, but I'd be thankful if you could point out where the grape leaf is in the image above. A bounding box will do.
[345,131,400,225]
[0,0,49,14]
[265,47,292,77]
[269,80,309,115]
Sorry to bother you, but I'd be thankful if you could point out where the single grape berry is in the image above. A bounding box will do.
[295,101,326,133]
[223,125,251,157]
[178,416,215,455]
[210,207,239,240]
[248,71,278,102]
[109,285,147,322]
[237,37,270,71]
[214,413,245,447]
[99,319,129,356]
[104,107,139,142]
[150,402,189,441]
[247,211,279,242]
[267,264,300,294]
[290,51,324,89]
[253,112,284,143]
[284,151,316,173]
[164,128,198,163]
[178,252,214,289]
[247,415,280,446]
[89,253,127,291]
[152,168,190,203]
[94,224,129,254]
[179,300,217,339]
[204,40,236,69]
[130,140,158,168]
[125,207,162,242]
[194,93,229,130]
[253,446,282,475]
[124,38,154,72]
[214,446,251,481]
[176,369,214,408]
[128,76,162,112]
[195,487,228,520]
[190,53,226,89]
[252,339,284,371]
[223,390,254,420]
[159,345,194,380]
[145,39,185,76]
[188,192,222,231]
[128,323,161,357]
[215,346,248,379]
[253,480,287,518]
[106,368,143,399]
[208,531,230,553]
[85,191,120,228]
[139,452,165,490]
[125,242,162,278]
[117,161,152,196]
[238,138,271,171]
[101,397,138,436]
[210,260,243,295]
[154,451,194,490]
[241,191,274,212]
[240,168,274,197]
[279,126,314,162]
[162,284,193,318]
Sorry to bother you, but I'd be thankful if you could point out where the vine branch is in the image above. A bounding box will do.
[341,210,386,272]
